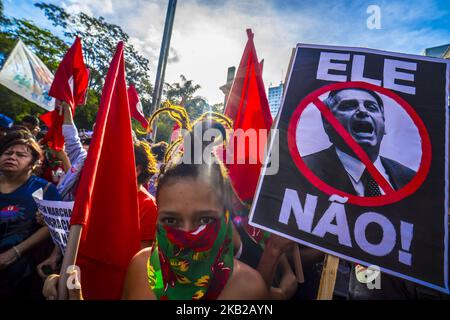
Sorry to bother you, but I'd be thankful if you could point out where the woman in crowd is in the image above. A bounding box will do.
[35,101,89,279]
[37,103,159,279]
[0,129,61,299]
[44,158,269,300]
[124,109,297,300]
[134,140,159,248]
[121,145,269,299]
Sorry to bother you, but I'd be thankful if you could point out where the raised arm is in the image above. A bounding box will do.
[61,102,87,165]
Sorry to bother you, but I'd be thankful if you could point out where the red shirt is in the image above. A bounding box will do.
[138,186,158,242]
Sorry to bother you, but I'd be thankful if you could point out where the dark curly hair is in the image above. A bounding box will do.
[0,129,43,169]
[156,124,232,211]
[151,141,169,162]
[134,140,158,186]
[147,102,234,210]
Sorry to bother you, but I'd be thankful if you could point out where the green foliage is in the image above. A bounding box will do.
[0,85,45,122]
[2,18,68,71]
[0,0,8,25]
[153,76,226,143]
[35,2,153,108]
[211,102,224,113]
[73,89,99,130]
[0,5,67,71]
[0,0,67,123]
[0,0,153,132]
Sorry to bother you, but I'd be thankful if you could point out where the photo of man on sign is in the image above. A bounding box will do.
[250,44,449,296]
[302,88,416,197]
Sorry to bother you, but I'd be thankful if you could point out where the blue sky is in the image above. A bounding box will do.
[3,0,450,104]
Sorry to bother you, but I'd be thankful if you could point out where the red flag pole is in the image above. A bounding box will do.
[293,246,304,283]
[57,225,83,300]
[57,40,139,300]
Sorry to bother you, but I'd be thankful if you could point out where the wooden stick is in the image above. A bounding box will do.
[316,254,339,300]
[292,246,304,283]
[57,224,83,300]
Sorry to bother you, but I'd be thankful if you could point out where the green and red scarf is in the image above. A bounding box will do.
[147,211,234,300]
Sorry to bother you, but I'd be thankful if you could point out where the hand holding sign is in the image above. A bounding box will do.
[43,267,83,300]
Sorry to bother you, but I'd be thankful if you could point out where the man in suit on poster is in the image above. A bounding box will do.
[302,88,416,197]
[301,88,429,299]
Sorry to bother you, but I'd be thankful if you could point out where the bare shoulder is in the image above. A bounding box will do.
[131,247,152,267]
[220,259,269,300]
[122,248,156,300]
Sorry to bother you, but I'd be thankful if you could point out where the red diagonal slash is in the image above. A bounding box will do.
[312,97,395,195]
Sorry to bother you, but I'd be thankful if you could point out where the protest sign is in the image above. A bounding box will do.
[35,198,73,254]
[0,40,55,111]
[249,44,449,293]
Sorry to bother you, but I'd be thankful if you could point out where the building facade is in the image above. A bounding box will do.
[423,44,450,58]
[268,82,284,117]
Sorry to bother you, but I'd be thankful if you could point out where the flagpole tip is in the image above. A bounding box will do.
[246,29,254,39]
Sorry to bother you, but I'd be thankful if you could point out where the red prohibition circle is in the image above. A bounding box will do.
[287,81,432,207]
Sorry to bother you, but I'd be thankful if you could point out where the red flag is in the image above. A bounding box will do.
[40,37,89,150]
[70,42,140,300]
[223,29,273,201]
[127,84,149,129]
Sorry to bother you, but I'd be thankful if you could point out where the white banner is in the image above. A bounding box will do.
[0,39,55,111]
[34,198,73,254]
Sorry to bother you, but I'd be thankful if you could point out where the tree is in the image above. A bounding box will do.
[155,76,227,143]
[211,102,224,113]
[73,89,99,130]
[164,74,208,121]
[0,0,68,122]
[0,0,7,25]
[35,2,153,114]
[0,1,153,130]
[1,19,68,71]
[154,113,174,143]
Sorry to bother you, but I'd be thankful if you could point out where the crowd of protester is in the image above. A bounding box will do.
[0,108,448,301]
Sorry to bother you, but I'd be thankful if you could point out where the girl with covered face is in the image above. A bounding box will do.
[122,148,268,299]
[42,108,268,300]
[43,160,268,300]
[120,110,268,300]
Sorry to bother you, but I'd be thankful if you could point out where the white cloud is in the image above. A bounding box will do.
[61,0,114,16]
